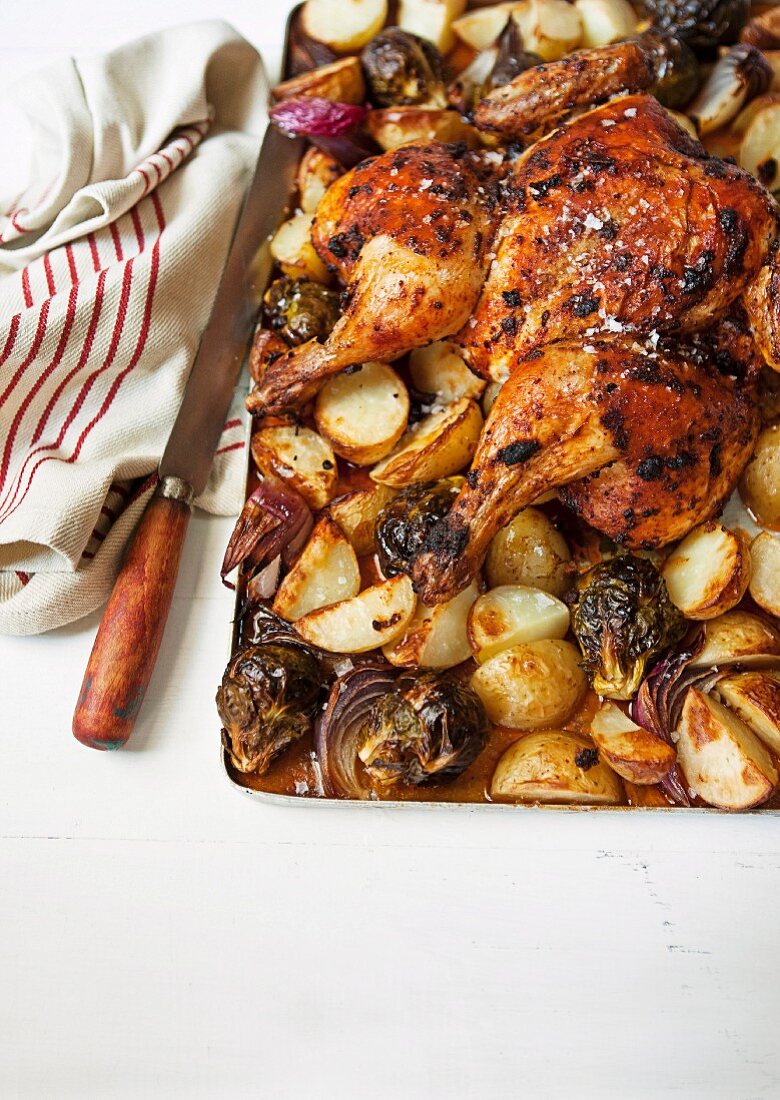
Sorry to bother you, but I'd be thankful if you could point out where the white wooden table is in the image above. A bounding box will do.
[3,5,780,1097]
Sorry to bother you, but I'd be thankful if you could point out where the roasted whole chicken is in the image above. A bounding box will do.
[251,49,780,605]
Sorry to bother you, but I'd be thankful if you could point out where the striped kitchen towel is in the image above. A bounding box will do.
[0,20,267,634]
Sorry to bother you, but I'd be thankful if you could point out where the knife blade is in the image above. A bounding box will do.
[72,124,304,751]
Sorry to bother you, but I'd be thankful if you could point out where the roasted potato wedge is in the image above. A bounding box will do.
[294,574,416,653]
[398,0,467,52]
[590,701,676,784]
[364,106,479,151]
[301,0,388,52]
[408,341,486,404]
[690,610,780,669]
[270,211,329,283]
[511,0,583,61]
[325,484,398,556]
[675,688,778,810]
[739,101,780,192]
[383,580,479,668]
[574,0,636,48]
[452,3,515,50]
[296,147,343,214]
[490,731,623,804]
[749,532,780,619]
[370,398,483,488]
[315,362,410,465]
[272,55,367,105]
[467,585,570,665]
[470,639,586,730]
[251,426,338,510]
[484,507,572,598]
[740,424,780,530]
[661,522,751,621]
[272,517,360,621]
[717,671,780,755]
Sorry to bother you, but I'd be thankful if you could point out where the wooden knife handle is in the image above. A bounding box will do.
[72,477,193,750]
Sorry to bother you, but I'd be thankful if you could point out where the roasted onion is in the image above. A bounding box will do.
[269,97,377,166]
[221,477,313,588]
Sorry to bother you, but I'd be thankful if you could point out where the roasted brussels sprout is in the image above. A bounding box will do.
[570,555,687,701]
[374,478,461,578]
[639,0,750,51]
[634,30,700,109]
[262,276,341,347]
[217,642,323,774]
[358,671,489,786]
[361,28,447,108]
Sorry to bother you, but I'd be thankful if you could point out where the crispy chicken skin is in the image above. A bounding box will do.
[248,142,498,414]
[475,43,655,141]
[411,331,760,604]
[460,95,778,381]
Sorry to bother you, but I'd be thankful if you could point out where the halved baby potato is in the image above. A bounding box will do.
[590,701,676,785]
[740,424,780,530]
[398,0,467,52]
[272,517,360,621]
[574,0,637,47]
[467,585,570,665]
[383,580,479,668]
[294,574,416,653]
[511,0,583,61]
[484,507,572,598]
[675,688,778,810]
[270,211,329,282]
[297,147,343,214]
[272,56,367,105]
[251,426,338,510]
[365,107,479,151]
[689,610,780,669]
[452,4,514,50]
[739,101,780,192]
[370,398,483,488]
[482,380,503,417]
[749,532,780,619]
[717,671,780,755]
[470,638,586,730]
[315,362,410,465]
[301,0,388,52]
[408,341,486,404]
[661,522,751,620]
[325,483,398,556]
[490,731,623,804]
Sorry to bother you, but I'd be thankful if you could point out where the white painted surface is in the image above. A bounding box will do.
[2,5,780,1098]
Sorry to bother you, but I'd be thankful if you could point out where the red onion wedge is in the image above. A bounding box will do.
[221,476,312,589]
[269,97,378,167]
[315,663,398,799]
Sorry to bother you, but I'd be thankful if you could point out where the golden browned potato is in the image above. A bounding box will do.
[490,731,623,804]
[512,0,583,60]
[574,0,637,47]
[294,574,416,652]
[272,517,360,621]
[398,0,467,51]
[675,689,778,810]
[467,585,570,664]
[272,56,367,105]
[739,101,780,192]
[661,522,752,621]
[325,484,398,556]
[749,532,780,619]
[315,362,410,466]
[251,426,338,510]
[270,211,330,283]
[301,0,388,52]
[364,107,479,151]
[717,671,780,755]
[690,610,780,669]
[470,639,586,729]
[452,4,514,50]
[740,425,780,529]
[297,147,343,214]
[408,341,485,404]
[382,581,479,668]
[484,507,572,598]
[590,700,676,784]
[370,398,483,488]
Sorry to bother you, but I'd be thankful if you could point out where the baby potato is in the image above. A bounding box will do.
[484,507,572,598]
[467,585,570,665]
[739,101,780,192]
[740,424,780,530]
[574,0,637,47]
[408,341,485,404]
[398,0,467,52]
[272,56,367,105]
[490,731,623,804]
[661,522,752,621]
[470,639,586,730]
[365,107,479,151]
[452,4,514,50]
[590,700,676,785]
[251,426,338,510]
[325,484,398,556]
[272,517,360,622]
[717,671,780,756]
[511,0,583,61]
[296,147,343,214]
[691,610,780,669]
[270,211,329,283]
[301,0,388,52]
[370,397,483,488]
[294,574,416,653]
[749,532,780,619]
[482,380,503,417]
[383,580,479,669]
[315,362,410,466]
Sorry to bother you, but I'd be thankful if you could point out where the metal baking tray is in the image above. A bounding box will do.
[221,4,779,812]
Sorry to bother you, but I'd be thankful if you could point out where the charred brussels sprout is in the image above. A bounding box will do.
[361,28,447,108]
[375,478,461,578]
[635,31,701,109]
[263,277,341,347]
[570,556,687,701]
[639,0,750,51]
[358,671,489,786]
[217,642,323,774]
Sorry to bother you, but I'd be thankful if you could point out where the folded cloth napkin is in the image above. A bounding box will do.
[0,20,268,635]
